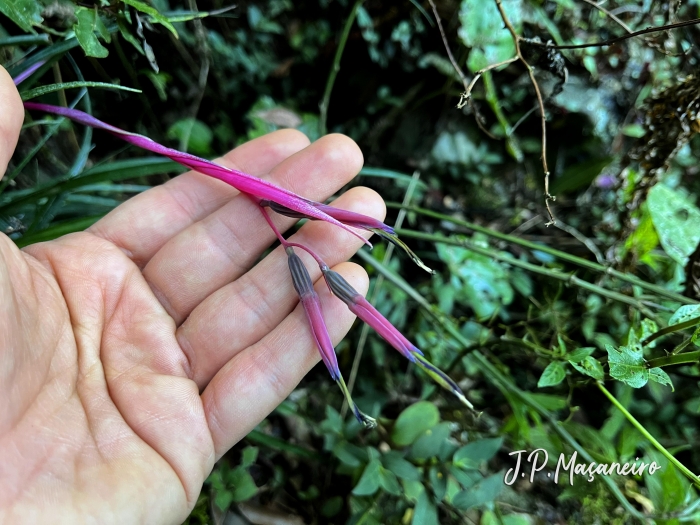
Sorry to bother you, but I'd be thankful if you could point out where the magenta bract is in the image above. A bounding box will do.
[23,102,373,246]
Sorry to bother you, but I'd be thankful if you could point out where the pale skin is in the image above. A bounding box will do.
[0,66,385,523]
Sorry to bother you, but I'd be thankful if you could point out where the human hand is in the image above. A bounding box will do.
[0,66,385,523]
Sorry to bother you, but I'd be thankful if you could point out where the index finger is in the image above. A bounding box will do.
[0,66,25,178]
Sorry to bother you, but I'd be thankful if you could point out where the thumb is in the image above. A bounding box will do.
[0,65,24,180]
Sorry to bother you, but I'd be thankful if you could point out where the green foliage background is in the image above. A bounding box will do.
[3,0,700,523]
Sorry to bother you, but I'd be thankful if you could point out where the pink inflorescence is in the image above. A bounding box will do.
[22,99,472,427]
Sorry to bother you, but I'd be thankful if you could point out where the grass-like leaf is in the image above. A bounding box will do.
[20,82,141,100]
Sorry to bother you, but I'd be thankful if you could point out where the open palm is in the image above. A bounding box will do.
[0,68,384,523]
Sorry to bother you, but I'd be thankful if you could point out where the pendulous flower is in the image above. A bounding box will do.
[286,247,376,427]
[322,266,472,409]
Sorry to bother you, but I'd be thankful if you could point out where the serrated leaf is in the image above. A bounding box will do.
[0,0,43,33]
[649,368,674,391]
[606,344,648,388]
[121,0,178,37]
[74,7,109,58]
[570,356,605,381]
[391,401,440,447]
[538,361,566,388]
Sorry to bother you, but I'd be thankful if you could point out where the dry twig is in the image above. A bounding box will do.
[493,0,555,225]
[427,0,495,138]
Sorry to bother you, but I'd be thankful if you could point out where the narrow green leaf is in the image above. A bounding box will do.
[21,82,141,101]
[121,0,179,37]
[538,361,567,388]
[15,215,104,248]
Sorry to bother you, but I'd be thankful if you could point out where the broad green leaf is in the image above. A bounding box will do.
[624,207,659,263]
[240,446,258,468]
[570,356,605,381]
[381,452,421,481]
[378,467,402,496]
[332,441,365,467]
[74,8,109,58]
[668,305,700,327]
[214,489,233,511]
[352,459,381,496]
[537,361,566,388]
[452,471,504,510]
[167,118,213,156]
[121,0,179,37]
[412,489,439,525]
[647,184,700,265]
[429,466,447,501]
[410,422,452,460]
[566,347,595,363]
[449,464,481,489]
[228,467,258,502]
[458,0,523,70]
[0,0,43,33]
[391,401,440,447]
[649,368,674,390]
[606,344,648,388]
[453,437,503,468]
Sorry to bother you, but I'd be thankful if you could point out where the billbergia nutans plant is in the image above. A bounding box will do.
[16,69,472,427]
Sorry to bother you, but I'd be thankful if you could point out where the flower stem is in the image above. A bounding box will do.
[597,382,700,488]
[386,202,693,305]
[392,228,658,318]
